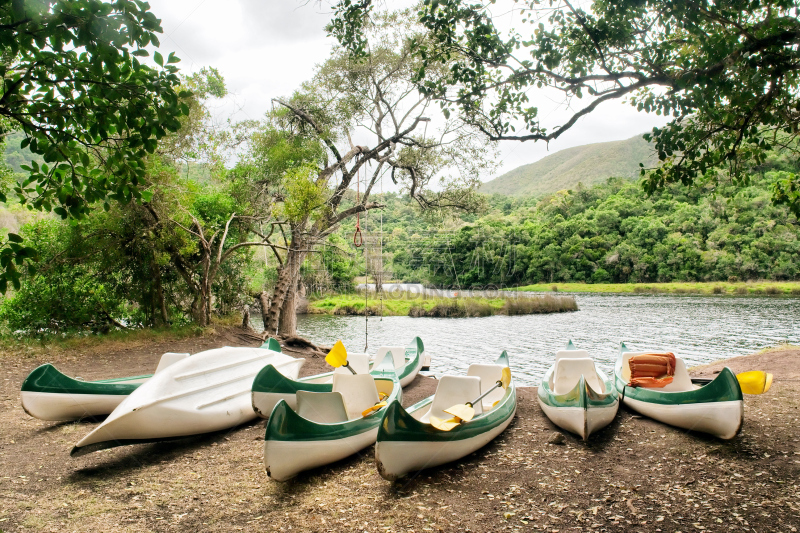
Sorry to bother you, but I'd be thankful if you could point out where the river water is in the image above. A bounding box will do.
[259,294,800,386]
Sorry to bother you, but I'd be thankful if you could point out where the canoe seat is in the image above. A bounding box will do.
[421,375,482,424]
[154,352,190,374]
[374,346,406,370]
[467,363,507,410]
[655,358,694,392]
[296,391,348,424]
[622,352,694,392]
[333,352,371,375]
[332,373,380,420]
[555,349,591,362]
[553,358,604,395]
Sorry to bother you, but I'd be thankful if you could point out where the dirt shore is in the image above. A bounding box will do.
[1,329,798,532]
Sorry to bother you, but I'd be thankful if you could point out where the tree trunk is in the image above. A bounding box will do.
[278,275,298,337]
[255,291,270,331]
[241,306,250,329]
[265,230,307,333]
[152,261,169,326]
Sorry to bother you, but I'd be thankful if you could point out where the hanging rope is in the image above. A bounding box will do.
[353,167,363,247]
[379,169,384,321]
[364,176,369,351]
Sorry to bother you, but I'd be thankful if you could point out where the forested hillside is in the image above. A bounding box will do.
[479,134,657,197]
[389,155,800,287]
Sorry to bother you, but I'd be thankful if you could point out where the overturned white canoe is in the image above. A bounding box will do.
[72,346,303,456]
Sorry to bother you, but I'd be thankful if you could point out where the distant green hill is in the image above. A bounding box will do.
[481,134,657,197]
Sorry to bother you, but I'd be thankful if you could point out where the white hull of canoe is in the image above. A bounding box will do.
[21,391,130,422]
[252,392,297,418]
[74,347,302,452]
[537,400,618,440]
[623,397,743,440]
[265,427,379,481]
[252,354,423,419]
[375,406,517,481]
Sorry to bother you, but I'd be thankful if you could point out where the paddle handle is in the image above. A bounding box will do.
[345,362,357,375]
[467,379,503,407]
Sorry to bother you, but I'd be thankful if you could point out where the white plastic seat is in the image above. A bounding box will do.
[656,358,694,392]
[374,346,406,370]
[554,349,591,362]
[467,363,506,409]
[553,357,604,395]
[296,391,348,423]
[154,353,190,374]
[333,352,371,375]
[332,373,380,420]
[421,375,482,424]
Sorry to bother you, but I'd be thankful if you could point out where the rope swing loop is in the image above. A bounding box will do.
[353,215,363,247]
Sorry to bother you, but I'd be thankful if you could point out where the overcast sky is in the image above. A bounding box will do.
[147,0,670,181]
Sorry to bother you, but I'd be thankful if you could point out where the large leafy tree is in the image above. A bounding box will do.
[241,10,494,336]
[0,0,187,290]
[331,0,800,212]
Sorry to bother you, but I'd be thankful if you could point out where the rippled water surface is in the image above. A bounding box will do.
[270,294,800,386]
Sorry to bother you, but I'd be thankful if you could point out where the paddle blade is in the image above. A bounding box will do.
[737,371,773,395]
[362,401,387,417]
[430,415,461,431]
[500,367,512,389]
[444,403,475,422]
[325,340,348,368]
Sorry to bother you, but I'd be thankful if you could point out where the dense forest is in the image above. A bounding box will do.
[386,158,800,287]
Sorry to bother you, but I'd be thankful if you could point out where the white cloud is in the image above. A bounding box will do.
[146,0,672,181]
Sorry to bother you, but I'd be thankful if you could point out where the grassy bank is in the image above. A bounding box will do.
[507,280,800,296]
[306,293,578,317]
[0,316,246,361]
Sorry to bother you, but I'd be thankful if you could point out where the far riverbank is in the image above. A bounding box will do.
[305,293,578,317]
[509,280,800,295]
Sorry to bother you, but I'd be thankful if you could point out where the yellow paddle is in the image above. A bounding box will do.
[736,370,773,395]
[692,370,774,395]
[431,367,512,431]
[325,340,357,374]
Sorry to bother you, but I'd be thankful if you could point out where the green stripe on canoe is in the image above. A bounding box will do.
[259,338,282,352]
[538,372,618,409]
[21,364,143,396]
[265,376,401,442]
[616,366,742,405]
[252,336,424,395]
[398,336,423,382]
[378,349,516,443]
[377,384,516,443]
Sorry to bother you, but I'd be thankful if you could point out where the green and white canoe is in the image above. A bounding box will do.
[614,342,744,439]
[21,339,282,422]
[21,353,189,421]
[537,341,619,440]
[264,363,401,481]
[252,337,425,418]
[374,351,516,482]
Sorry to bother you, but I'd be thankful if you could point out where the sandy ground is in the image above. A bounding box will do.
[0,328,798,532]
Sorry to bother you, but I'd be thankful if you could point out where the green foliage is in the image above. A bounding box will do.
[393,170,800,286]
[330,0,800,212]
[0,219,127,332]
[0,0,188,292]
[280,164,326,223]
